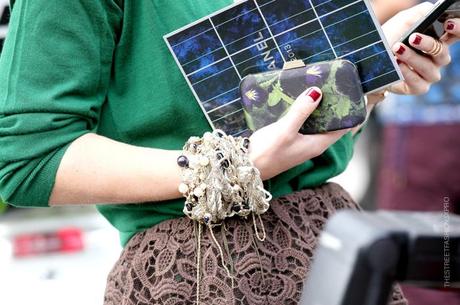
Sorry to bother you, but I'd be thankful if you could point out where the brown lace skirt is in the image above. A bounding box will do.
[103,183,407,305]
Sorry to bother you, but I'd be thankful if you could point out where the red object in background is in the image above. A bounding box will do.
[57,228,84,253]
[13,227,84,257]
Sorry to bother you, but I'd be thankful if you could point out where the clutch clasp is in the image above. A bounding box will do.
[283,59,306,70]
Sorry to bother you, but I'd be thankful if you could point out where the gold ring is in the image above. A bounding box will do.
[425,39,443,57]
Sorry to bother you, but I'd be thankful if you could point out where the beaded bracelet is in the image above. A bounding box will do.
[177,130,272,305]
[177,129,271,225]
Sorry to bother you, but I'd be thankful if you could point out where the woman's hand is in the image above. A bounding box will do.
[382,2,458,96]
[249,87,350,180]
[442,17,460,45]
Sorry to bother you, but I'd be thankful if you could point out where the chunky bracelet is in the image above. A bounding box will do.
[177,130,272,305]
[177,129,271,225]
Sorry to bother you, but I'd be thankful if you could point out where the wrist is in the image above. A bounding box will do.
[366,89,389,106]
[248,139,284,181]
[248,148,271,181]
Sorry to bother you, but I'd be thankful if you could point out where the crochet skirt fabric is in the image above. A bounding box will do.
[103,183,407,305]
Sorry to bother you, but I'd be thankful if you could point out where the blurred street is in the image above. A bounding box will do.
[0,206,121,305]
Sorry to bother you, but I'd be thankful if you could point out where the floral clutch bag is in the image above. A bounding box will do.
[239,59,367,134]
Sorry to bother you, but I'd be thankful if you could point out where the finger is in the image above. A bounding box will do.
[396,61,431,95]
[411,2,434,17]
[441,33,460,45]
[442,18,460,45]
[279,87,322,133]
[294,129,350,157]
[309,129,351,150]
[399,2,434,25]
[383,2,433,46]
[445,18,460,37]
[408,33,450,66]
[393,42,441,83]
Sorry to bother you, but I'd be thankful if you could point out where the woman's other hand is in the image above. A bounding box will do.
[382,2,458,95]
[249,87,350,180]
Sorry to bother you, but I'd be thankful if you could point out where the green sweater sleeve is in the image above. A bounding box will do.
[0,0,122,207]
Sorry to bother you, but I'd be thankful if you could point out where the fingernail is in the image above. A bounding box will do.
[396,45,406,55]
[306,88,321,102]
[413,34,422,45]
[447,21,455,31]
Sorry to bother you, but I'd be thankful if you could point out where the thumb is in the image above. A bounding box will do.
[280,87,322,133]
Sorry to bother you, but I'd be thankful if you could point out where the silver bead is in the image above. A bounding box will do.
[203,132,213,142]
[183,172,194,183]
[194,187,204,197]
[178,183,189,194]
[232,184,242,193]
[199,156,209,166]
[188,157,198,169]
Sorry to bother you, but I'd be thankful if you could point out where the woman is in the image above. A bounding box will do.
[0,1,458,304]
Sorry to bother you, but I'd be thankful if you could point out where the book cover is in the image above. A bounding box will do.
[164,0,402,135]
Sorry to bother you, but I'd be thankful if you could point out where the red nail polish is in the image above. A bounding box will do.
[396,59,402,65]
[413,34,422,45]
[306,88,321,102]
[396,45,406,55]
[447,21,455,31]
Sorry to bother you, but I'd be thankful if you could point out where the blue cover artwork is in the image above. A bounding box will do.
[164,0,402,136]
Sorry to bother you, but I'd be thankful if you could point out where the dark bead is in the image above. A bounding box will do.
[193,195,199,202]
[221,159,229,169]
[232,205,241,213]
[216,130,225,138]
[177,155,189,168]
[243,138,250,149]
[243,200,250,209]
[216,152,224,160]
[186,203,192,211]
[203,215,210,224]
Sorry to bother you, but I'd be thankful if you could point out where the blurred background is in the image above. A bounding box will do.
[0,0,458,305]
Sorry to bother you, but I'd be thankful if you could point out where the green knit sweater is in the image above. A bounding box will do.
[0,0,356,246]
